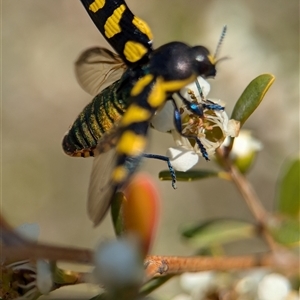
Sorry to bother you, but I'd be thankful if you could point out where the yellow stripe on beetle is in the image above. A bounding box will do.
[124,41,148,63]
[131,74,154,96]
[89,0,106,13]
[121,104,151,126]
[161,75,197,92]
[132,16,153,41]
[104,5,126,38]
[112,165,129,184]
[117,130,147,156]
[147,78,166,108]
[147,75,197,108]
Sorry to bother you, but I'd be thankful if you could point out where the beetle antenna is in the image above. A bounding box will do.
[214,25,227,60]
[195,78,205,101]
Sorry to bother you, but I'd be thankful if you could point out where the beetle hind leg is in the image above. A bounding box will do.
[143,153,177,189]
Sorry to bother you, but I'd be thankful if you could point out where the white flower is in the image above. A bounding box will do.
[257,273,292,300]
[166,146,199,172]
[174,270,296,300]
[176,271,231,299]
[180,271,215,298]
[151,100,175,133]
[4,224,53,299]
[222,130,262,173]
[7,259,53,300]
[225,129,262,158]
[152,77,239,171]
[36,260,53,295]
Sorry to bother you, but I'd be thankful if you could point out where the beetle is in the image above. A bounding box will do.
[64,0,226,226]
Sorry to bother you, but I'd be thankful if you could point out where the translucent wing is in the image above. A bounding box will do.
[75,47,126,96]
[87,123,122,226]
[87,147,119,226]
[87,119,147,226]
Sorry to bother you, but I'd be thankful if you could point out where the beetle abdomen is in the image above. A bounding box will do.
[63,80,129,157]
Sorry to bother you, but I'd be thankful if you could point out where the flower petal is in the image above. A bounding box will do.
[226,119,240,137]
[180,76,211,100]
[36,260,53,295]
[151,101,174,132]
[166,146,199,172]
[257,273,291,300]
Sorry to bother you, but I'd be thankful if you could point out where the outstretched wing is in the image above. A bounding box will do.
[87,147,118,225]
[75,47,126,96]
[87,75,157,226]
[80,0,153,66]
[87,124,144,226]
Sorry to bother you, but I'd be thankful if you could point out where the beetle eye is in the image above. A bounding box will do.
[195,54,205,62]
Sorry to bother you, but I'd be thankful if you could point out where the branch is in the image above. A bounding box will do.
[216,148,279,251]
[144,253,298,280]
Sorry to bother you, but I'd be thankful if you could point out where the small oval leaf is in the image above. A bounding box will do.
[89,293,108,300]
[111,192,127,237]
[231,74,275,127]
[53,266,78,285]
[159,170,220,182]
[276,155,300,218]
[140,276,173,296]
[267,216,300,247]
[181,219,256,248]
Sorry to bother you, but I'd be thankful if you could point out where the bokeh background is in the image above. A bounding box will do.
[2,0,299,298]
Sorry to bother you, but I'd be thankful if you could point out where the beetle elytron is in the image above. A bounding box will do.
[63,0,226,226]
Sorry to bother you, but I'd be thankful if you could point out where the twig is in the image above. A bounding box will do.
[216,148,279,251]
[2,244,93,264]
[0,213,93,264]
[144,253,298,280]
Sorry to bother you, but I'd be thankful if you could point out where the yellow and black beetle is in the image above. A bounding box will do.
[63,0,226,226]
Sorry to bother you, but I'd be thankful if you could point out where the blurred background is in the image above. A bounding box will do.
[2,0,299,298]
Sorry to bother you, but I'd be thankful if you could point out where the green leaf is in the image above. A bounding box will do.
[276,156,300,218]
[89,293,108,300]
[181,219,256,248]
[231,74,275,127]
[267,216,300,247]
[53,266,79,285]
[139,275,173,296]
[159,169,220,182]
[110,192,126,237]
